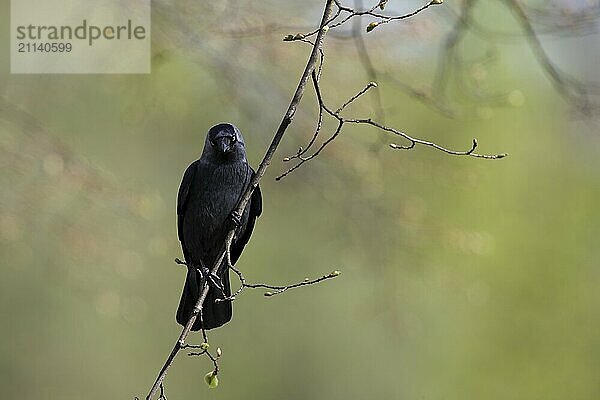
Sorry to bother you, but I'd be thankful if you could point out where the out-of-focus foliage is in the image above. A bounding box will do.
[1,1,599,399]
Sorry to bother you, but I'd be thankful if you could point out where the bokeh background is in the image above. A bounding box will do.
[1,1,599,399]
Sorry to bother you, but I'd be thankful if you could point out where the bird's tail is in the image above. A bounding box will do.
[176,265,232,331]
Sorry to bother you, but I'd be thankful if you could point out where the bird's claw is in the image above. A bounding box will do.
[198,266,210,278]
[227,211,242,229]
[198,266,224,291]
[208,273,224,291]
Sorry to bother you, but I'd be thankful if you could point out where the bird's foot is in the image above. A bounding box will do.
[189,260,204,274]
[199,266,224,292]
[226,210,242,230]
[208,273,224,292]
[198,266,210,278]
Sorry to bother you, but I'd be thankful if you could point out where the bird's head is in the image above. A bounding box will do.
[203,123,246,162]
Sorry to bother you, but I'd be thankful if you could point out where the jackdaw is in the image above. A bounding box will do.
[176,123,262,330]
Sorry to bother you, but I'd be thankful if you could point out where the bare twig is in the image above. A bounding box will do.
[224,263,341,299]
[175,258,339,302]
[284,0,439,42]
[336,81,378,114]
[248,270,341,297]
[278,67,506,180]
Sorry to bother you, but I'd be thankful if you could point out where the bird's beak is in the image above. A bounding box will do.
[215,136,233,154]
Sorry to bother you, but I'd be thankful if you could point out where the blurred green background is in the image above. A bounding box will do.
[1,1,599,399]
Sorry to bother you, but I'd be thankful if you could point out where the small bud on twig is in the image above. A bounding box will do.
[200,342,210,350]
[204,371,219,389]
[366,22,379,32]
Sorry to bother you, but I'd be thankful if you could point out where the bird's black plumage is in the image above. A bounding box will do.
[176,123,262,330]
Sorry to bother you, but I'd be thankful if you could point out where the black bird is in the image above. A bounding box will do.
[176,123,262,330]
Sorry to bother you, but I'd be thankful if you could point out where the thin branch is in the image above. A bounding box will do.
[278,65,506,180]
[336,81,378,114]
[224,265,341,299]
[284,0,440,42]
[361,1,437,33]
[347,119,506,159]
[246,270,341,297]
[282,38,327,160]
[176,258,340,302]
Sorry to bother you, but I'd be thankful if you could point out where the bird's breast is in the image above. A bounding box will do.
[182,162,250,261]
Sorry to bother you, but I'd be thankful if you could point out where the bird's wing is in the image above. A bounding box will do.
[177,161,198,258]
[231,167,262,265]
